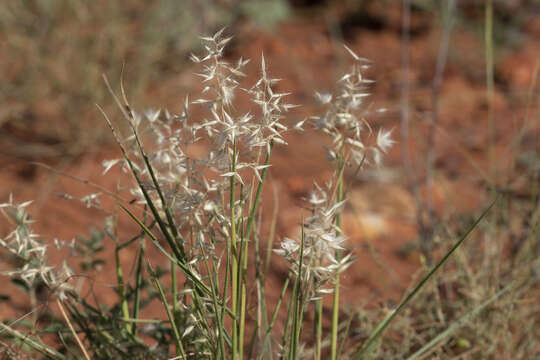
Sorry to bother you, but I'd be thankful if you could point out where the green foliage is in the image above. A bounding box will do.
[240,0,291,30]
[75,227,105,272]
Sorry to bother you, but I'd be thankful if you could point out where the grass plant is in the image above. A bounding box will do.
[0,27,538,360]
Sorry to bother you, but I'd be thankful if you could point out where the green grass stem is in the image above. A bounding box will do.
[147,261,187,359]
[330,152,345,360]
[132,239,144,335]
[289,220,306,360]
[230,139,239,359]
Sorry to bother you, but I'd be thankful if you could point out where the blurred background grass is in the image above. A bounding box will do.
[0,0,290,160]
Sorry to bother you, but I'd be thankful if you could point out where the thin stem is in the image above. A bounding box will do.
[239,217,247,360]
[199,233,227,359]
[132,240,144,335]
[280,280,295,360]
[260,273,291,359]
[290,220,306,360]
[314,298,323,360]
[220,232,231,352]
[240,145,273,358]
[171,259,178,320]
[230,139,239,359]
[148,261,187,359]
[57,299,90,360]
[113,212,131,334]
[246,143,273,240]
[330,152,345,360]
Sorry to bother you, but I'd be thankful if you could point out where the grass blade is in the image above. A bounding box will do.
[259,273,291,360]
[106,75,187,258]
[132,239,145,335]
[147,260,187,359]
[97,103,183,262]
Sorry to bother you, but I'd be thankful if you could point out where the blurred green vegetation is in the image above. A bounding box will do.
[0,0,290,158]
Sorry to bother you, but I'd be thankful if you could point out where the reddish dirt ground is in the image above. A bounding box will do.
[1,2,539,351]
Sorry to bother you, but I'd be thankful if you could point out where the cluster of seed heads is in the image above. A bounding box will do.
[278,45,394,296]
[297,45,394,168]
[100,29,296,255]
[0,195,74,301]
[275,181,353,300]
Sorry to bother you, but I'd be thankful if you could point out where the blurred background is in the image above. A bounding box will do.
[0,0,539,355]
